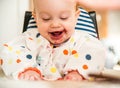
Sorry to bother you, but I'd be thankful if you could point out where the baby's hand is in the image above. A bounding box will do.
[63,70,84,81]
[18,67,42,81]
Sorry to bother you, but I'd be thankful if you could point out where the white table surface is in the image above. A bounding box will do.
[0,79,120,88]
[0,68,120,88]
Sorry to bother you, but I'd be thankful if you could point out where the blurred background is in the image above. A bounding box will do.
[0,0,29,46]
[0,0,120,69]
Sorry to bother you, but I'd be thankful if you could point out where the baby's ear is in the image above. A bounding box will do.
[32,11,36,18]
[75,9,80,18]
[32,11,37,22]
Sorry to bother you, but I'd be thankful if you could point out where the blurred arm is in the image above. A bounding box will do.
[77,0,120,11]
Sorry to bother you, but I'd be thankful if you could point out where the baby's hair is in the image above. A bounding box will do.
[76,3,80,11]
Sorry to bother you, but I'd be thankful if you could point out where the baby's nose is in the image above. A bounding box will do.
[50,20,61,28]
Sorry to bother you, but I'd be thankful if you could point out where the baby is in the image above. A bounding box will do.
[0,0,106,81]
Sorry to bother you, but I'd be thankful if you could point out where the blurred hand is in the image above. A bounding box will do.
[18,67,42,81]
[63,70,84,81]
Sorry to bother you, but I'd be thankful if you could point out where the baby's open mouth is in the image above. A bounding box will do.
[49,30,64,40]
[50,31,63,37]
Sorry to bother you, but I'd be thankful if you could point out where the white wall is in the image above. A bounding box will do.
[106,11,120,49]
[104,11,120,62]
[0,0,29,47]
[108,11,120,37]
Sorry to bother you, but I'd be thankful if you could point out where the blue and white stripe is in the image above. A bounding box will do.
[75,8,97,37]
[27,17,37,29]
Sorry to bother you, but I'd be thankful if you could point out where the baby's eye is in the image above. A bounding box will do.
[42,18,51,21]
[60,17,68,20]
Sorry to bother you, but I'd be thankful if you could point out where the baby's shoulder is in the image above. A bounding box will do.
[73,30,103,46]
[74,30,97,40]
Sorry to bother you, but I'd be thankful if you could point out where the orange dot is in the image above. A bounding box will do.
[83,64,88,70]
[3,44,8,47]
[72,50,77,55]
[16,59,21,63]
[63,49,69,55]
[29,37,33,40]
[0,59,3,65]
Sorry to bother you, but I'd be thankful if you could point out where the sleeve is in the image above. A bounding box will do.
[63,34,106,80]
[0,34,38,80]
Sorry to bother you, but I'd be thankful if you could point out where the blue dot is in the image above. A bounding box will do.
[21,46,25,48]
[38,63,41,66]
[85,54,91,60]
[26,54,32,59]
[36,33,40,38]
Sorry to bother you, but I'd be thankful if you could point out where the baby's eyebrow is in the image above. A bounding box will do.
[39,12,50,15]
[60,11,70,17]
[39,12,51,17]
[60,11,70,14]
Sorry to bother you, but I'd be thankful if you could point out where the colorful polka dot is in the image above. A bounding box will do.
[0,59,3,65]
[8,59,13,64]
[29,37,33,40]
[72,50,77,55]
[37,39,41,43]
[63,49,69,55]
[36,33,40,38]
[73,53,79,58]
[70,37,74,43]
[38,63,41,66]
[16,59,21,63]
[21,46,25,48]
[50,67,57,73]
[73,42,76,46]
[83,64,88,70]
[26,54,32,59]
[16,50,21,55]
[3,44,8,47]
[8,46,13,51]
[85,54,91,60]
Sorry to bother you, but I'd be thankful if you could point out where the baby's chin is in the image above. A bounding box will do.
[50,38,70,47]
[51,42,62,47]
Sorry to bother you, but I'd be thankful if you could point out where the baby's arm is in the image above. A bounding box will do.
[0,34,41,80]
[76,0,120,11]
[63,31,106,80]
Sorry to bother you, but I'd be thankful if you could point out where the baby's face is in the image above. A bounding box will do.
[34,0,79,45]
